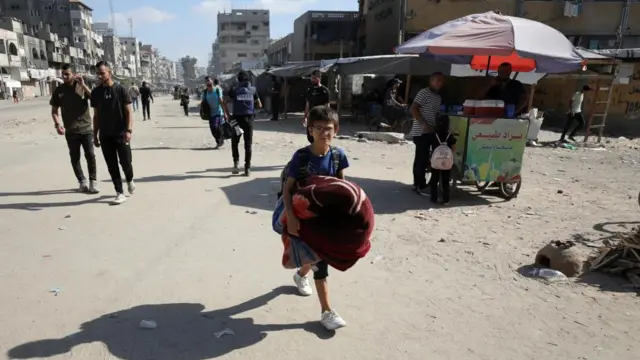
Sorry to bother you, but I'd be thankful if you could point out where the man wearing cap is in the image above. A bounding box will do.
[560,85,591,142]
[227,71,261,176]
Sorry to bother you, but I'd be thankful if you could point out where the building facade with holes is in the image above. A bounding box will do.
[0,27,21,98]
[291,11,358,62]
[214,9,270,73]
[359,0,640,56]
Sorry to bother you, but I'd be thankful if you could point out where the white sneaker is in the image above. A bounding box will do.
[78,180,89,193]
[88,180,100,194]
[293,272,313,296]
[321,310,347,330]
[110,193,127,205]
[127,181,136,195]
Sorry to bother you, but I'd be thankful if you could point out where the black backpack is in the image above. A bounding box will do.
[277,146,341,199]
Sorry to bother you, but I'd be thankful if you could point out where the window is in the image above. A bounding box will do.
[32,48,39,59]
[72,19,80,26]
[0,40,6,54]
[59,5,67,11]
[40,49,46,60]
[251,39,260,45]
[263,22,269,27]
[237,53,247,57]
[44,5,53,11]
[251,25,259,31]
[252,53,260,58]
[236,39,246,44]
[10,4,20,10]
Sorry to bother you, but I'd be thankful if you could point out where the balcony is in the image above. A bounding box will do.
[75,41,89,50]
[47,52,64,63]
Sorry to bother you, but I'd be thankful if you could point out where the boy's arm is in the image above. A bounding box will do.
[337,151,349,180]
[282,177,297,218]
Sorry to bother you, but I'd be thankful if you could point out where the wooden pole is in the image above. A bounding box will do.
[337,74,342,115]
[527,83,536,112]
[404,75,412,103]
[283,77,288,120]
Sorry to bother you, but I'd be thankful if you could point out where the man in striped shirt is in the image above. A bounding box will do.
[409,72,444,193]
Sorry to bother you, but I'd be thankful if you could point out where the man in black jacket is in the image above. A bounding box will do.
[139,81,154,121]
[91,61,135,205]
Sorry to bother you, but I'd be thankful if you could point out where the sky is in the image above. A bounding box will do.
[83,0,358,66]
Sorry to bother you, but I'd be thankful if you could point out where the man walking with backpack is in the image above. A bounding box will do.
[227,71,261,176]
[201,76,228,148]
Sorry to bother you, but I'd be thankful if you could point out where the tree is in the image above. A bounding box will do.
[179,56,198,80]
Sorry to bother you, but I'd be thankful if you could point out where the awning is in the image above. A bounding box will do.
[19,70,29,81]
[0,78,22,88]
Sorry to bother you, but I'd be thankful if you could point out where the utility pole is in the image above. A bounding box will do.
[397,0,406,45]
[128,18,133,37]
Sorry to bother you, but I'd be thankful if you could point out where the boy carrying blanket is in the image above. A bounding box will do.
[273,106,374,330]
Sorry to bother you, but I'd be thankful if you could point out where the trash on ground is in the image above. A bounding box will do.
[214,328,235,338]
[64,214,71,218]
[528,267,569,283]
[245,210,258,215]
[139,320,157,329]
[49,288,61,295]
[58,226,67,230]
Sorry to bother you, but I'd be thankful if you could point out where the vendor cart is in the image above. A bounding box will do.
[449,115,530,199]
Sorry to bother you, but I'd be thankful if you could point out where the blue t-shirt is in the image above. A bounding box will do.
[287,146,350,179]
[203,87,223,116]
[229,83,258,115]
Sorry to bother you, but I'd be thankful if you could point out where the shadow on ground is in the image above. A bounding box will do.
[7,286,332,360]
[129,169,493,213]
[0,191,111,211]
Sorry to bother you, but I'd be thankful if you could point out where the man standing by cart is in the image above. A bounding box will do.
[410,72,444,194]
[484,62,527,115]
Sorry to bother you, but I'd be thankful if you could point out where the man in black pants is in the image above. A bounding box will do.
[139,81,153,121]
[91,61,135,205]
[303,70,330,143]
[226,71,262,176]
[560,85,591,142]
[51,64,99,194]
[270,75,281,121]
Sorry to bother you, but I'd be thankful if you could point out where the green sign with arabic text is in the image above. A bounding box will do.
[462,118,529,183]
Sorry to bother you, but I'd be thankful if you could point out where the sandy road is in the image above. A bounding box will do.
[0,96,639,360]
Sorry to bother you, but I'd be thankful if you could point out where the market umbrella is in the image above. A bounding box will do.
[395,11,585,73]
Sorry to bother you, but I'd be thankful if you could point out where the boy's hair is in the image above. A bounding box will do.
[435,114,450,136]
[308,106,339,128]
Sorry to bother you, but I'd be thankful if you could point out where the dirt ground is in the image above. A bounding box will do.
[0,96,639,360]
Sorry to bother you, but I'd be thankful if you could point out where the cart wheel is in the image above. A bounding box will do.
[637,191,640,208]
[499,180,522,200]
[476,181,490,193]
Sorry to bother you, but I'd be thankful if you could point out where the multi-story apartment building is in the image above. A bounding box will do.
[92,22,114,37]
[214,9,270,73]
[140,44,156,82]
[360,0,640,56]
[291,11,358,61]
[266,33,292,66]
[0,0,103,72]
[156,56,176,82]
[119,37,140,78]
[0,25,21,97]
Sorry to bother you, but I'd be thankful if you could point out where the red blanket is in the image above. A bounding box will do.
[289,175,374,271]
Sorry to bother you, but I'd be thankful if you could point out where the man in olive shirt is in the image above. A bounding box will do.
[91,61,135,205]
[51,64,99,193]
